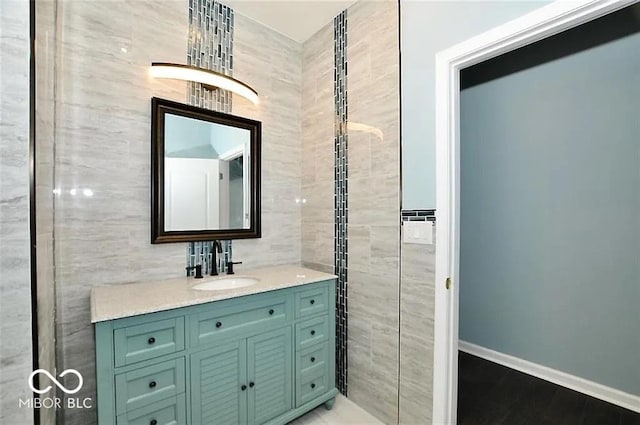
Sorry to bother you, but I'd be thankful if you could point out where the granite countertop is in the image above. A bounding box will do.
[90,265,336,323]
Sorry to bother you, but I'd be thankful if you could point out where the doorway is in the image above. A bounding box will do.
[432,1,640,423]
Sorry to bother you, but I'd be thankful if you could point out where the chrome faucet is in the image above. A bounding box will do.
[210,240,223,276]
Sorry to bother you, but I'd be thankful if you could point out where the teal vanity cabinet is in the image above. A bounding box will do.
[94,279,337,425]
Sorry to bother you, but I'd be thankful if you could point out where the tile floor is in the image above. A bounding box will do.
[289,395,384,425]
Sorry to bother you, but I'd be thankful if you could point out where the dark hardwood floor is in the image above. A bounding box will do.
[457,351,640,425]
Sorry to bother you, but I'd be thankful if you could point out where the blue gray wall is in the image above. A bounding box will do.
[165,115,215,157]
[400,0,548,209]
[459,31,640,395]
[165,114,250,158]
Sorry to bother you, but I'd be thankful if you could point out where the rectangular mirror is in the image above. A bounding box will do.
[151,97,261,243]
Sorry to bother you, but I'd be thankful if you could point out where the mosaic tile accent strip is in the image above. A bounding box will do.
[187,0,234,112]
[187,240,232,276]
[185,0,234,272]
[401,209,436,222]
[334,9,348,396]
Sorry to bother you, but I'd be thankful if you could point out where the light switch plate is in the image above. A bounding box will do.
[402,221,433,245]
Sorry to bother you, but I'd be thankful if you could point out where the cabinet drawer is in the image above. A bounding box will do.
[295,315,329,351]
[115,358,185,414]
[296,363,329,407]
[116,394,186,425]
[297,342,328,373]
[295,284,329,318]
[114,318,185,367]
[192,295,290,347]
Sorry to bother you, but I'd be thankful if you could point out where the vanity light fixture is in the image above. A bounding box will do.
[150,62,259,105]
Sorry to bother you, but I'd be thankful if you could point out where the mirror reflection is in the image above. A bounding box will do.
[164,114,251,231]
[151,97,261,243]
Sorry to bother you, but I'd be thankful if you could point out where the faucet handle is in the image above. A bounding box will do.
[186,264,204,279]
[194,264,203,279]
[227,261,242,275]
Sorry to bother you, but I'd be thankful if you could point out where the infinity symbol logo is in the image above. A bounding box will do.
[28,369,83,395]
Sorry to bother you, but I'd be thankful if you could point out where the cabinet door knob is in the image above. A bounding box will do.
[148,337,155,345]
[149,381,156,388]
[310,357,315,362]
[216,321,222,328]
[310,330,316,336]
[150,420,157,425]
[269,309,274,315]
[249,382,255,388]
[310,299,315,305]
[311,383,316,389]
[241,385,247,391]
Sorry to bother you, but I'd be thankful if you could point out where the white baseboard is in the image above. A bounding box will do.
[458,340,640,413]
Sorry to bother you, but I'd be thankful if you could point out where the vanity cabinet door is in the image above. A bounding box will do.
[246,327,293,425]
[190,341,247,425]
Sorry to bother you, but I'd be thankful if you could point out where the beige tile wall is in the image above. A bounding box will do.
[345,1,401,423]
[232,13,303,268]
[35,0,58,423]
[39,1,435,424]
[49,2,302,423]
[399,236,436,424]
[302,1,403,423]
[301,20,334,274]
[0,1,34,423]
[52,3,188,422]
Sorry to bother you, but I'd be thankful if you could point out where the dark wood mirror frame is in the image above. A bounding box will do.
[151,97,261,243]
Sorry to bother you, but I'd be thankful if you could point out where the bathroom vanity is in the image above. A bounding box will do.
[92,266,337,425]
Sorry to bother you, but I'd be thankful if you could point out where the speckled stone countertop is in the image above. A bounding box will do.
[91,265,336,323]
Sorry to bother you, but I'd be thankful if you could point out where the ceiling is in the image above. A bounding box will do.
[224,0,357,43]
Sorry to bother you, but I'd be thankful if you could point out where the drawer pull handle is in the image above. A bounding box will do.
[269,309,274,315]
[149,381,157,389]
[311,383,316,389]
[311,357,316,362]
[249,382,255,388]
[241,384,247,391]
[150,420,157,425]
[148,337,155,345]
[310,299,315,305]
[310,330,316,336]
[216,321,222,328]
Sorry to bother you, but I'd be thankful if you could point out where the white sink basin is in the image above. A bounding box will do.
[192,277,259,291]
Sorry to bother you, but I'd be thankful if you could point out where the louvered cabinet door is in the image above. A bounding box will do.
[190,341,247,425]
[246,327,293,425]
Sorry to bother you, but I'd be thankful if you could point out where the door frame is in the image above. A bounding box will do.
[432,1,638,423]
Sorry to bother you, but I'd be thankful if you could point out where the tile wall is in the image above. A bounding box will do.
[302,0,403,423]
[399,229,436,424]
[47,1,302,423]
[301,20,335,275]
[184,0,235,276]
[333,10,349,396]
[302,2,438,424]
[345,1,401,423]
[52,2,189,422]
[0,1,34,423]
[231,12,303,268]
[35,0,58,423]
[187,0,234,112]
[32,0,437,424]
